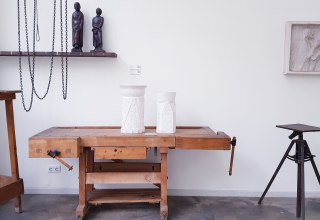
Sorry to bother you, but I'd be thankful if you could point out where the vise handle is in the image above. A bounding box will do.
[47,150,73,171]
[229,137,236,176]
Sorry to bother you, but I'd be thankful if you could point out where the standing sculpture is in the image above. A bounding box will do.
[91,8,105,52]
[71,2,84,52]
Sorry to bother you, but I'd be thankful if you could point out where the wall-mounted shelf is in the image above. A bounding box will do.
[0,51,117,58]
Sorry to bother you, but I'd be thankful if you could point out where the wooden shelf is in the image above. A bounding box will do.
[88,188,160,205]
[0,51,117,58]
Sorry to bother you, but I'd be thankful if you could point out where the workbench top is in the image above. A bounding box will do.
[29,126,232,158]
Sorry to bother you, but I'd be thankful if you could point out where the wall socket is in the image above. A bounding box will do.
[48,165,61,173]
[130,65,142,75]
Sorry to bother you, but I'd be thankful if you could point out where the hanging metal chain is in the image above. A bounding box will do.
[18,0,34,112]
[19,0,37,110]
[18,0,38,111]
[18,0,68,111]
[64,0,68,100]
[60,0,68,100]
[33,0,56,100]
[18,0,59,111]
[35,0,40,41]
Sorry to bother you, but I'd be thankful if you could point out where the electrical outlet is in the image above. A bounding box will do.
[130,65,141,75]
[48,165,61,173]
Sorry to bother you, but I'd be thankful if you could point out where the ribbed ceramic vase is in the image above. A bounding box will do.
[156,92,176,133]
[120,85,147,134]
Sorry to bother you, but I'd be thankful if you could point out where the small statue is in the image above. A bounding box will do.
[71,2,84,52]
[91,8,105,53]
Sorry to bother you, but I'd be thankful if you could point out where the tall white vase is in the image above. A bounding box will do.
[120,85,147,134]
[156,92,176,133]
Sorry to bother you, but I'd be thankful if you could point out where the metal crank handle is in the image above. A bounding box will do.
[47,150,73,171]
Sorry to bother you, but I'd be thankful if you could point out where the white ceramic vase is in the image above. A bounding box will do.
[120,85,147,134]
[156,92,176,133]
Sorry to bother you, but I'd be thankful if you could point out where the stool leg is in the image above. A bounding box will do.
[302,145,305,220]
[5,99,23,213]
[304,142,320,185]
[296,140,305,220]
[258,141,295,204]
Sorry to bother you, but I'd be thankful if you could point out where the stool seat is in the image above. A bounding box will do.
[277,124,320,133]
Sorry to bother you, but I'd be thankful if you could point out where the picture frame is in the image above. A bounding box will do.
[284,21,320,75]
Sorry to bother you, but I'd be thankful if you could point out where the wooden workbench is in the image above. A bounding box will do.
[29,126,235,219]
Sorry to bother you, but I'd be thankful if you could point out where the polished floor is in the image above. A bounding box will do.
[0,195,320,220]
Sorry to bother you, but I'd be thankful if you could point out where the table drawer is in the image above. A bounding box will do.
[93,147,147,160]
[29,138,80,158]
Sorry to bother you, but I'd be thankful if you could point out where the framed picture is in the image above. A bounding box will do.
[284,21,320,74]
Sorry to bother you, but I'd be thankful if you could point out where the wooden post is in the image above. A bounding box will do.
[160,147,168,220]
[76,148,89,218]
[5,99,22,213]
[86,150,94,193]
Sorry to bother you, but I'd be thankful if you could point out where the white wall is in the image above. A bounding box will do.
[1,0,320,196]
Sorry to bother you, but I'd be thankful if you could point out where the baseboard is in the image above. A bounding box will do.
[168,189,320,197]
[25,187,78,195]
[24,187,320,198]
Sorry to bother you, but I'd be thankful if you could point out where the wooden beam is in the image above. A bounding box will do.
[0,93,16,100]
[82,136,175,147]
[29,138,80,158]
[86,172,161,184]
[5,99,23,212]
[160,150,168,219]
[76,150,89,218]
[5,100,19,179]
[86,150,94,193]
[93,147,147,160]
[88,189,160,205]
[93,162,161,172]
[175,137,231,150]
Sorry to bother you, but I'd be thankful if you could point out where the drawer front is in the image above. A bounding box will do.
[29,138,79,158]
[94,147,147,160]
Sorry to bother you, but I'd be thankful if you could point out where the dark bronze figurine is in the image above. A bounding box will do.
[91,8,105,53]
[71,2,84,52]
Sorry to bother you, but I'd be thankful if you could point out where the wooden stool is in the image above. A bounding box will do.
[258,124,320,220]
[0,90,24,213]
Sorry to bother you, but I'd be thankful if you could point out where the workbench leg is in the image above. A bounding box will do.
[86,149,94,193]
[160,148,168,220]
[5,100,22,213]
[76,149,89,218]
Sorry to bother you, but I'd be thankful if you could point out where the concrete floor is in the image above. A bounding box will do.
[0,195,320,220]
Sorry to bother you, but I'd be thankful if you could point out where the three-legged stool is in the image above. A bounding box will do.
[258,124,320,220]
[0,90,24,213]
